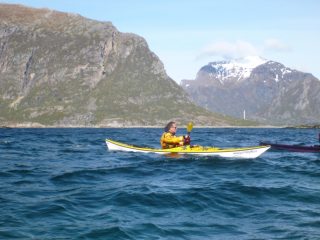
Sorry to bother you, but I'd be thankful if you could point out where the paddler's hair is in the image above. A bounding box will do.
[165,122,175,132]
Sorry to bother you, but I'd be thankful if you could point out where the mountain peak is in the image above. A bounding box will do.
[232,56,267,69]
[208,56,267,68]
[201,55,268,84]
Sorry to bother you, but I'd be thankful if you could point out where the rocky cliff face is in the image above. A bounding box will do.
[181,56,320,126]
[250,75,320,125]
[0,3,260,127]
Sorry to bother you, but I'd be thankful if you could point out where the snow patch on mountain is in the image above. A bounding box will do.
[268,61,297,80]
[281,68,292,76]
[209,56,267,83]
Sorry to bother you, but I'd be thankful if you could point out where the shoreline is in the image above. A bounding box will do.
[2,122,319,129]
[0,124,283,129]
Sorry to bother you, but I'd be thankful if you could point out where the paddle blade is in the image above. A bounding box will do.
[187,122,194,133]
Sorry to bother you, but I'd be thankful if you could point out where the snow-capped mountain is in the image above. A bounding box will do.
[181,56,320,126]
[207,56,267,83]
[181,56,300,89]
[182,56,266,88]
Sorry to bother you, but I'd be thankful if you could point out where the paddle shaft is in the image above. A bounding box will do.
[185,123,193,145]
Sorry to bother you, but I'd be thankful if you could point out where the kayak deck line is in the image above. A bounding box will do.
[106,139,270,158]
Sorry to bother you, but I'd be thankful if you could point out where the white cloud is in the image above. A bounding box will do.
[198,38,292,61]
[265,39,292,52]
[198,39,263,60]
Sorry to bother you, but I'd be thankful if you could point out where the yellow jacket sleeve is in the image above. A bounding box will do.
[161,132,184,148]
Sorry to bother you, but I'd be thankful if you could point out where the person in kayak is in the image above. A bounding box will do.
[161,122,190,149]
[318,132,320,143]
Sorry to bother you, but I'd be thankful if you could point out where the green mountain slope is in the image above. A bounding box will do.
[0,3,261,127]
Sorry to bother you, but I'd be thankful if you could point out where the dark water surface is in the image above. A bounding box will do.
[1,128,320,239]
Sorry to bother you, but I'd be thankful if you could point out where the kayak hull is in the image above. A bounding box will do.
[106,139,270,158]
[260,141,320,153]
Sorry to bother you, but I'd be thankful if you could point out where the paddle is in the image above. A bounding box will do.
[187,122,193,134]
[185,122,193,145]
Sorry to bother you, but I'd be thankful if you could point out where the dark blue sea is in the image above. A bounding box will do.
[1,128,320,239]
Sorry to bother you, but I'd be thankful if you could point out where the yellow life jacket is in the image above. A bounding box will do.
[160,132,184,149]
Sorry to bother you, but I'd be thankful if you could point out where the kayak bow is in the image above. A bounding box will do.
[260,141,320,153]
[106,139,270,158]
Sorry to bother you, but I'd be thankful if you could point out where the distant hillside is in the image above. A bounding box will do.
[250,75,320,125]
[181,56,320,126]
[0,3,261,127]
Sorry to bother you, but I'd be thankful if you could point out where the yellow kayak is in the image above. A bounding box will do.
[105,139,270,158]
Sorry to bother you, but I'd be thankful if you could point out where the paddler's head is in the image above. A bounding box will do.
[165,122,177,134]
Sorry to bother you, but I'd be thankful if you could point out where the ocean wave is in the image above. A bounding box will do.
[1,128,320,239]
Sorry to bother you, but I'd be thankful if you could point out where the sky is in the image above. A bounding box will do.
[3,0,320,83]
